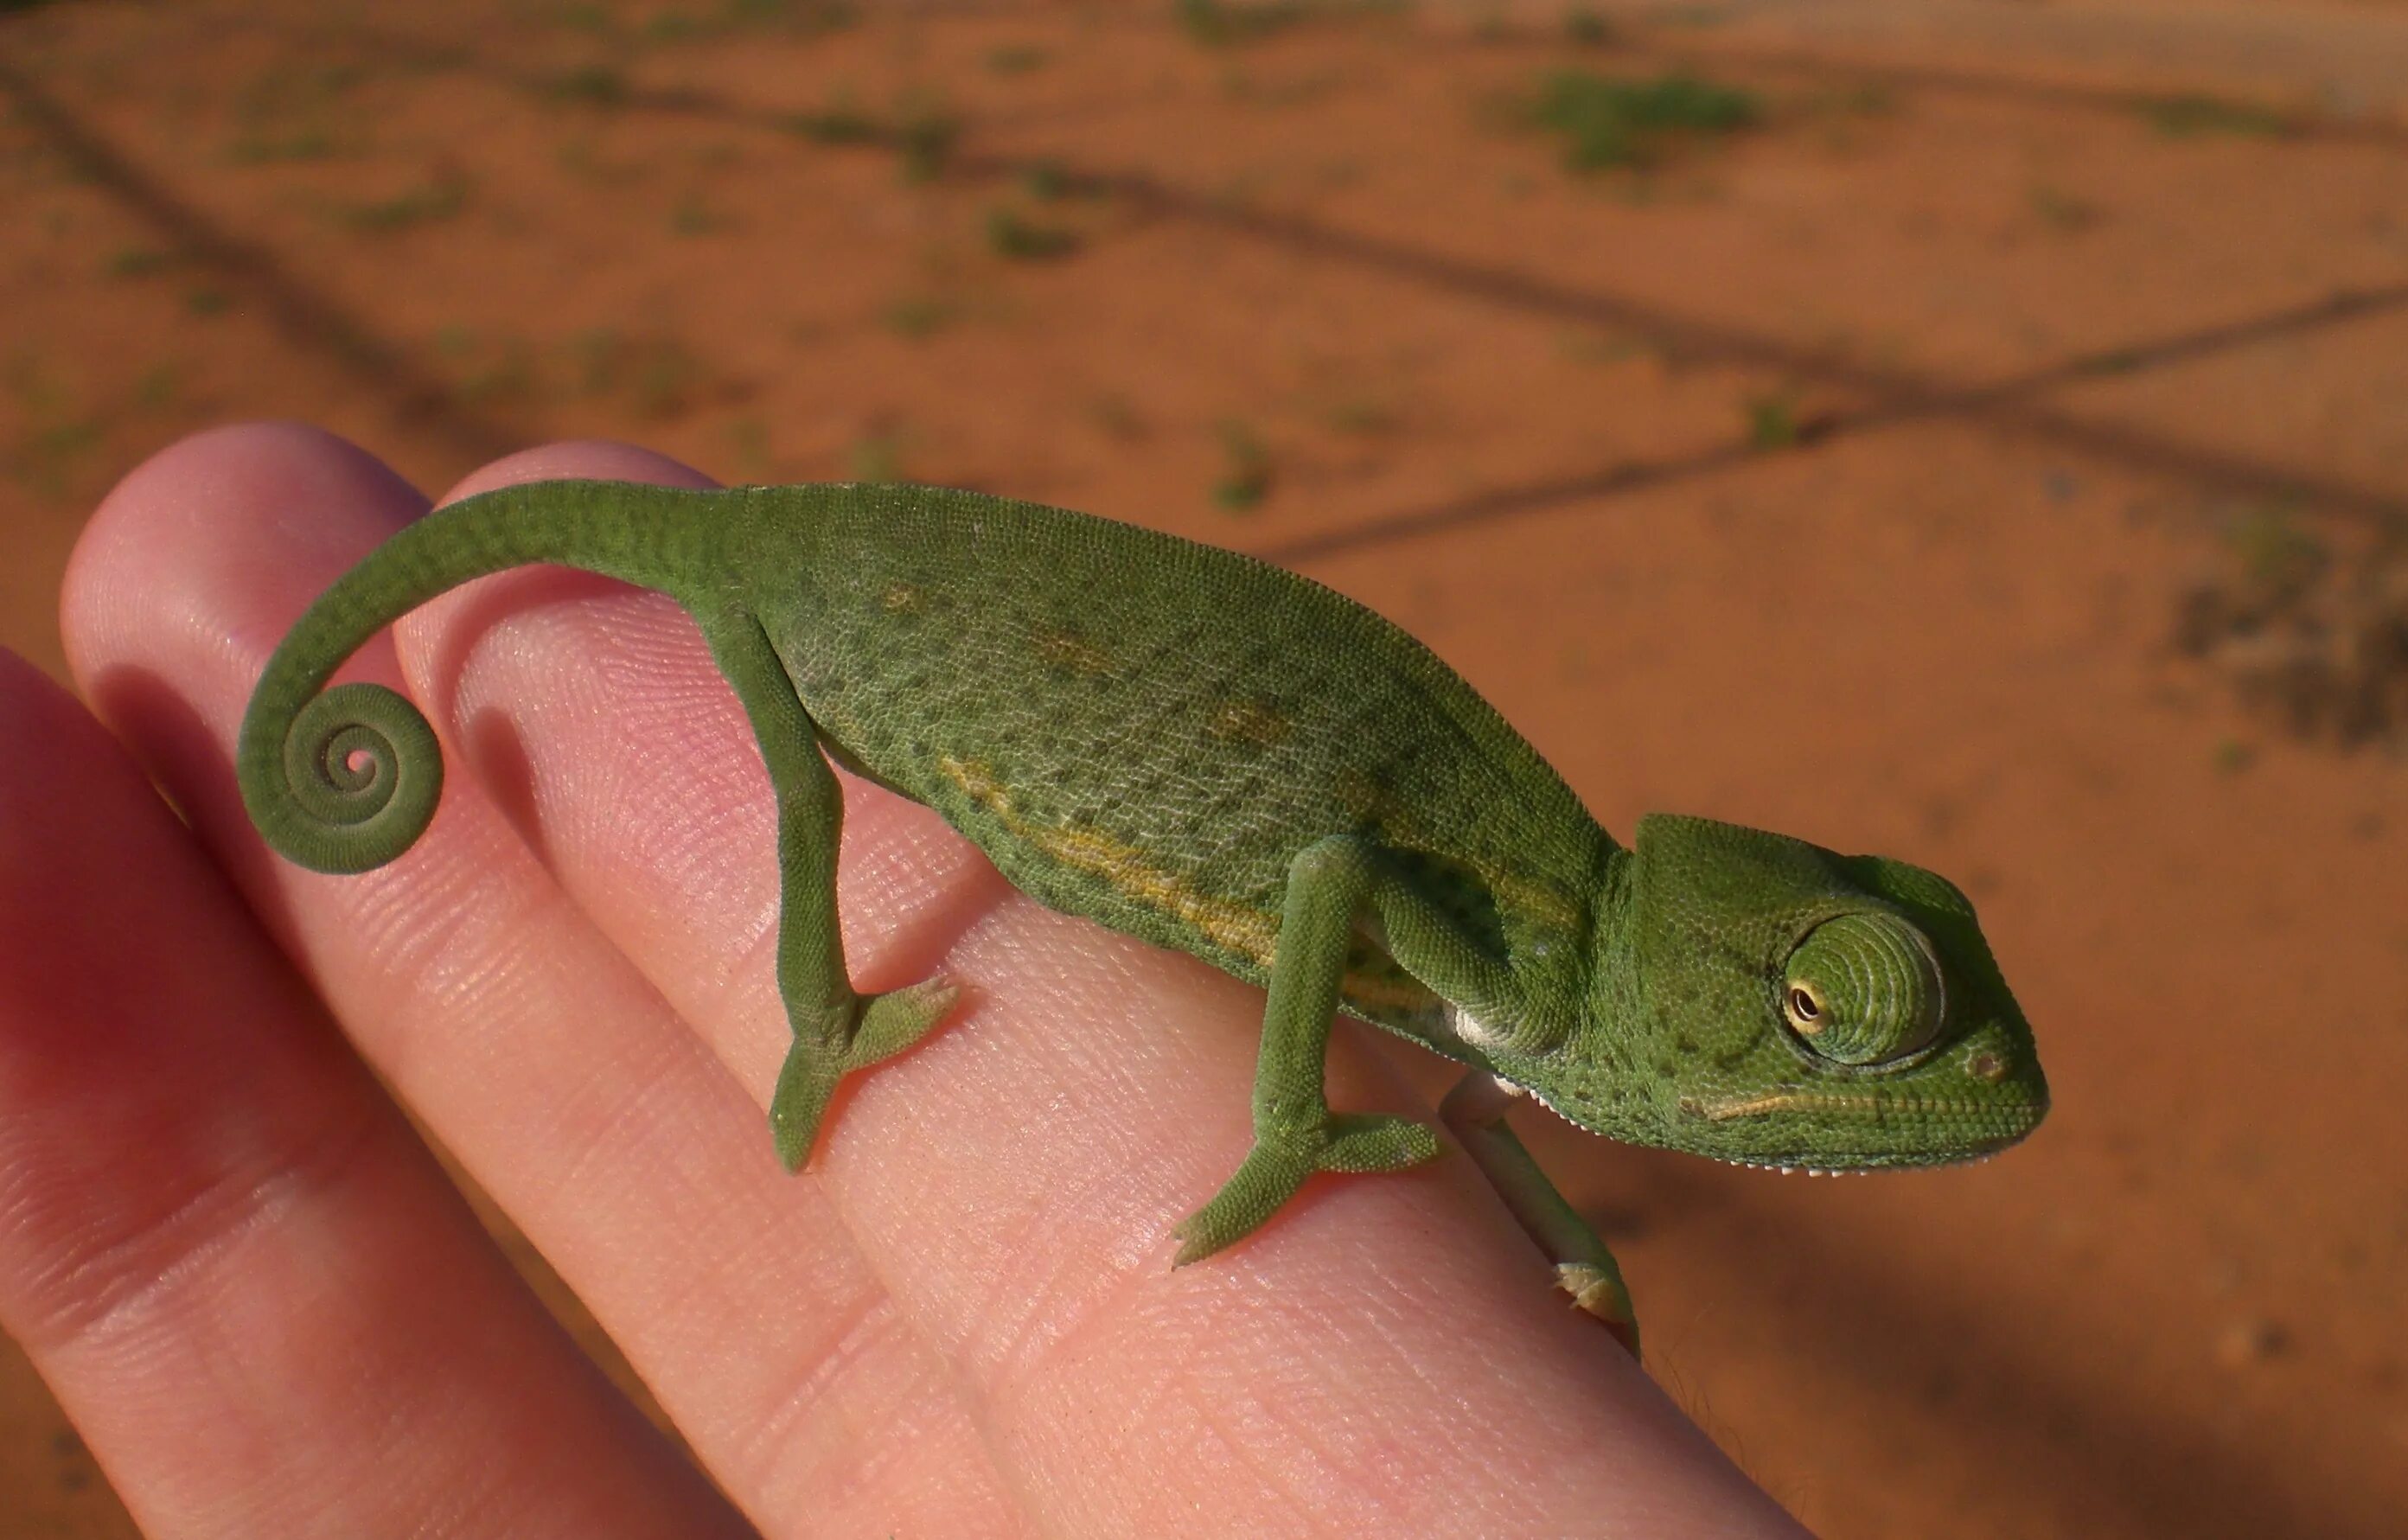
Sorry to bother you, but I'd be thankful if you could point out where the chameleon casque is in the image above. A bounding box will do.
[239,479,2048,1357]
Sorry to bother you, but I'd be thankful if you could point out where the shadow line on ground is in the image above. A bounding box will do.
[0,56,522,470]
[11,23,2404,567]
[332,25,2408,540]
[1255,279,2408,566]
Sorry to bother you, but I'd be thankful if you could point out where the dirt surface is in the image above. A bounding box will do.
[3,1,2405,1535]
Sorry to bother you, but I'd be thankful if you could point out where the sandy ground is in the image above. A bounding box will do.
[2,1,2405,1535]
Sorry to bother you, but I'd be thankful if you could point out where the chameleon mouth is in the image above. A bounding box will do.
[1518,1079,2046,1171]
[1683,1088,2045,1126]
[1677,1085,2048,1172]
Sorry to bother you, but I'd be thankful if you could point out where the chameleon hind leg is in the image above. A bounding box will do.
[1172,834,1506,1266]
[1440,1072,1640,1358]
[700,611,961,1171]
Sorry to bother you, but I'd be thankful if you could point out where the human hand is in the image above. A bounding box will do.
[0,423,1808,1537]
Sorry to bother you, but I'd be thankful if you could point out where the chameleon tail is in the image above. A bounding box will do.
[237,478,733,874]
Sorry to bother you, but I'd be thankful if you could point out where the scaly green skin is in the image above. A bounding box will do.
[238,479,2050,1360]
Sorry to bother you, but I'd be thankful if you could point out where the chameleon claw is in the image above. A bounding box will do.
[1172,1114,1440,1267]
[770,977,964,1173]
[1171,1138,1319,1267]
[845,977,963,1067]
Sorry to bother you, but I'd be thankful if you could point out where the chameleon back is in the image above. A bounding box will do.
[736,483,1613,1011]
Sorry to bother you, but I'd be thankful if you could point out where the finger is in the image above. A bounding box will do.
[61,424,1026,1537]
[0,649,745,1539]
[389,458,1806,1533]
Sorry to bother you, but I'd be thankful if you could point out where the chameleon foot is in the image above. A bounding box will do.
[1440,1070,1642,1360]
[1557,1262,1641,1359]
[1171,1113,1440,1266]
[845,977,963,1064]
[770,978,962,1171]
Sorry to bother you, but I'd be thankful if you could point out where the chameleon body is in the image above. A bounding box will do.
[239,479,2048,1357]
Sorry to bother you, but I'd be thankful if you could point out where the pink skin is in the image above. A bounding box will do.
[0,423,1811,1537]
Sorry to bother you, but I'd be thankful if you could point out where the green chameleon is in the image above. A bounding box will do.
[238,479,2047,1358]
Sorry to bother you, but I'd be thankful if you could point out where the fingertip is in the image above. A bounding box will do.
[61,421,425,696]
[438,441,719,506]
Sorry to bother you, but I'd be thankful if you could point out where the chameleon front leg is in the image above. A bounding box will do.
[1440,1072,1640,1358]
[699,611,960,1171]
[1172,834,1503,1266]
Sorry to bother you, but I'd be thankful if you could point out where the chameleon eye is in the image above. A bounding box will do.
[1782,912,1945,1065]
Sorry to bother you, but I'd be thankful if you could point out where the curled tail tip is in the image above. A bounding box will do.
[238,680,444,875]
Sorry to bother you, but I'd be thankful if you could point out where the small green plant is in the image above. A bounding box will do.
[2223,504,2326,607]
[635,0,857,40]
[1089,393,1146,441]
[545,65,631,107]
[779,103,882,144]
[896,99,959,182]
[1744,392,1799,450]
[553,134,646,186]
[103,246,172,278]
[1523,69,1760,171]
[184,287,233,316]
[1322,396,1398,436]
[2138,93,2293,139]
[986,206,1079,261]
[1563,7,1613,47]
[226,129,339,164]
[234,61,367,115]
[642,10,706,42]
[1211,419,1273,510]
[986,44,1050,74]
[740,0,856,32]
[224,60,365,169]
[572,329,705,419]
[1021,158,1073,201]
[879,295,960,338]
[1804,83,1894,118]
[461,350,538,407]
[669,192,725,235]
[2028,184,2100,232]
[11,416,102,497]
[1178,0,1303,48]
[131,361,181,411]
[426,325,535,406]
[3,355,104,501]
[329,176,470,233]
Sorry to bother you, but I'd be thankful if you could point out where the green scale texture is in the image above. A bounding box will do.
[751,482,1604,1032]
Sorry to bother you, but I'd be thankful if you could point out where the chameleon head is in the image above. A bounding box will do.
[1529,814,2047,1171]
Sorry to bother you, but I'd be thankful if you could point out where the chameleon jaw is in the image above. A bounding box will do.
[1677,1086,2047,1172]
[1682,1087,2044,1125]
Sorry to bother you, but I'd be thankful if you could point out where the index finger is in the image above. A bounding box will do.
[405,445,1801,1534]
[88,424,1804,1534]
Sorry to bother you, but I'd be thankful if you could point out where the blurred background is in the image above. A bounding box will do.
[3,1,2404,1534]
